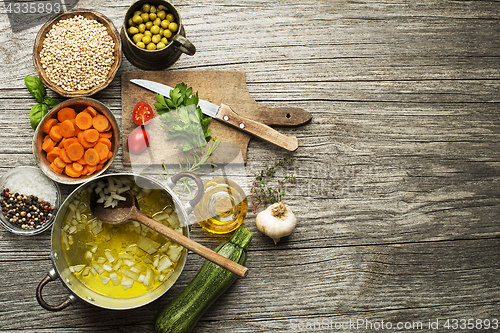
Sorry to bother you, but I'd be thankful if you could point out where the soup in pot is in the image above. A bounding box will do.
[61,176,185,298]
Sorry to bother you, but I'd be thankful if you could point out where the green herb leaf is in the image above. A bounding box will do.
[29,103,48,130]
[24,76,46,103]
[42,96,59,108]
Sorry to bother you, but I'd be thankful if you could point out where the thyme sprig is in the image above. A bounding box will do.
[250,158,296,214]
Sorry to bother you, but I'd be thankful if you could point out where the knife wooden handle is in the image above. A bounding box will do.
[216,104,299,151]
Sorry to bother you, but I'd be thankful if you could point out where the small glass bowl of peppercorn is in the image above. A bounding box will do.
[0,166,61,235]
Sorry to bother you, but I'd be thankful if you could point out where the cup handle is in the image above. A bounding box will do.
[166,171,204,213]
[36,268,77,311]
[172,35,196,56]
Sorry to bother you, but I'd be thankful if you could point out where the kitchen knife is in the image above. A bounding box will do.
[130,79,299,152]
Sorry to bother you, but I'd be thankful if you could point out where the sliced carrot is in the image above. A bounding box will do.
[46,147,61,163]
[66,142,84,161]
[78,131,95,149]
[75,111,93,130]
[43,134,51,142]
[59,119,76,138]
[84,129,100,143]
[57,107,76,122]
[53,157,67,169]
[97,137,112,150]
[94,142,110,161]
[76,157,87,165]
[103,122,112,132]
[107,151,113,160]
[50,162,63,174]
[72,162,83,173]
[84,106,98,117]
[42,118,58,134]
[96,163,104,171]
[84,148,100,166]
[92,115,109,132]
[59,148,72,163]
[81,165,89,176]
[86,164,97,175]
[64,164,81,178]
[42,137,55,153]
[49,125,62,142]
[63,137,79,150]
[99,130,113,139]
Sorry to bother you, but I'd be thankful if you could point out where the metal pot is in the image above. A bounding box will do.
[36,172,203,311]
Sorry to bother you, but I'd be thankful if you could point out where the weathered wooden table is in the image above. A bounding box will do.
[1,1,499,332]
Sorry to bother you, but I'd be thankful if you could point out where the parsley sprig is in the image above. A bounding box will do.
[154,82,219,198]
[154,83,212,152]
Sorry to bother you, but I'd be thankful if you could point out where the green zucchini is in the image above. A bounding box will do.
[154,227,252,333]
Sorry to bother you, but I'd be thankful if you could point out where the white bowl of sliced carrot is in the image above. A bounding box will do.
[33,97,120,185]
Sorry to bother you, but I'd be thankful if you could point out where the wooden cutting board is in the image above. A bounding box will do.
[121,70,312,166]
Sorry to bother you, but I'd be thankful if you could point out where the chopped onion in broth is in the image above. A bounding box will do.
[63,176,184,298]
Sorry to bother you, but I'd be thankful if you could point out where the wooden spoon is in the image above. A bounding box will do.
[90,189,248,277]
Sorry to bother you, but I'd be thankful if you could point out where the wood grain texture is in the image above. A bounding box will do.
[0,0,499,332]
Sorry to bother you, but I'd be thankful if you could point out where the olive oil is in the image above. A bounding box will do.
[194,178,248,234]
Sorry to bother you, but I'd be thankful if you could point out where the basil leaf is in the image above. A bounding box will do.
[43,96,59,108]
[24,76,46,103]
[30,103,48,130]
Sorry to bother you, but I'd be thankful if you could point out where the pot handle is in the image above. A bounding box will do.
[166,171,204,214]
[36,268,76,311]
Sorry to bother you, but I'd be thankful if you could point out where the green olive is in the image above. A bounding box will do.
[149,12,157,21]
[152,34,161,44]
[132,14,143,24]
[133,10,142,16]
[140,12,150,22]
[128,18,136,27]
[142,35,152,44]
[145,21,153,30]
[161,37,169,44]
[138,23,146,33]
[168,22,178,32]
[144,30,152,37]
[163,29,172,38]
[141,4,150,12]
[150,25,160,35]
[156,42,166,50]
[128,26,139,35]
[147,42,156,50]
[157,10,166,20]
[136,41,146,49]
[153,18,162,26]
[132,33,144,44]
[161,20,170,29]
[166,13,174,22]
[150,5,156,13]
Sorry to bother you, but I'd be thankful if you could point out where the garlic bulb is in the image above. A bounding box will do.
[255,202,297,244]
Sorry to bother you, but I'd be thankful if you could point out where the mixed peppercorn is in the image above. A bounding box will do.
[0,188,56,230]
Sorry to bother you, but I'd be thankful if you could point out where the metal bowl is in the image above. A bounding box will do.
[0,166,61,235]
[33,9,122,97]
[32,97,120,185]
[36,173,199,311]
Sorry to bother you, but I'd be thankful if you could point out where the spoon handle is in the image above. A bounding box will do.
[132,211,249,277]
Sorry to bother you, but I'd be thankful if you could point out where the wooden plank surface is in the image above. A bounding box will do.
[0,0,499,332]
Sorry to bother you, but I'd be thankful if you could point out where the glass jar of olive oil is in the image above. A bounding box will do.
[194,178,248,234]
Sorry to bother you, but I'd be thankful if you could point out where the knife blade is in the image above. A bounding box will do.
[130,79,299,152]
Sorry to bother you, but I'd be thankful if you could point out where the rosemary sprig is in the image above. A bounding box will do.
[250,158,296,214]
[160,140,220,197]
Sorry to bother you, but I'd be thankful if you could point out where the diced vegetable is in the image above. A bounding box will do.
[137,235,160,254]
